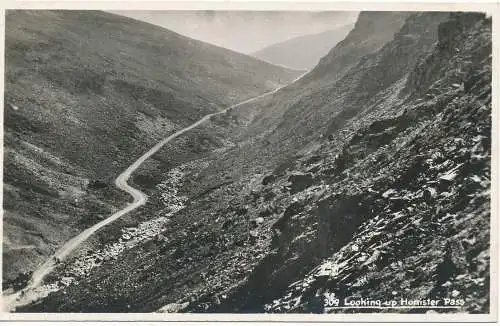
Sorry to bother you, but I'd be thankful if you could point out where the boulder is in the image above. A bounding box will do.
[222,219,234,230]
[423,187,438,203]
[287,174,314,194]
[88,179,108,190]
[262,174,276,186]
[234,207,248,216]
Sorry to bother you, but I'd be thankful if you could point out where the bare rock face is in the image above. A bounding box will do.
[308,11,412,83]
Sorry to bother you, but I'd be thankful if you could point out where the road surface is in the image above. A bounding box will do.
[3,73,306,311]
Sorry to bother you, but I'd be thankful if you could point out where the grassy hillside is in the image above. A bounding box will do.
[251,24,354,70]
[3,10,300,283]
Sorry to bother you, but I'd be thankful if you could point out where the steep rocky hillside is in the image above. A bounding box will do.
[262,13,492,313]
[251,23,354,70]
[16,12,491,315]
[303,11,411,85]
[218,11,412,147]
[3,10,300,284]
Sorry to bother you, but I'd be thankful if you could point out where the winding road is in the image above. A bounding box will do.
[3,73,306,311]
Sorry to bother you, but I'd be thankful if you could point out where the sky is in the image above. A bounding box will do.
[110,11,359,54]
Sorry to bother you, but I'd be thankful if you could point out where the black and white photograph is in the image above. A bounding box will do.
[0,1,496,322]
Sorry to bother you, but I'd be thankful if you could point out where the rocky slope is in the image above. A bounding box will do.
[15,12,491,314]
[251,23,354,70]
[217,11,412,148]
[264,14,492,313]
[3,10,300,285]
[224,11,491,314]
[302,11,412,86]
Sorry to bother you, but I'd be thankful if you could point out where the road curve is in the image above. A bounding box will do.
[3,73,307,311]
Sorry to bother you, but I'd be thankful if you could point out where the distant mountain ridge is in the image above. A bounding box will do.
[251,24,354,70]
